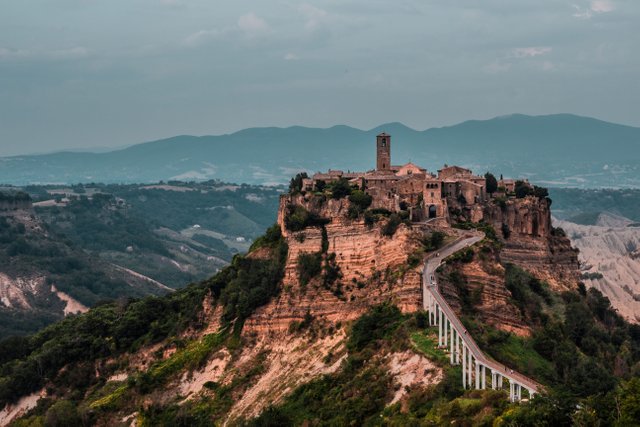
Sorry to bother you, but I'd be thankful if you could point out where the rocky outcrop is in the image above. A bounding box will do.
[438,253,532,337]
[246,194,423,335]
[482,197,580,291]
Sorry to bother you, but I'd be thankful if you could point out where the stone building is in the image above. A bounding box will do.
[307,133,500,222]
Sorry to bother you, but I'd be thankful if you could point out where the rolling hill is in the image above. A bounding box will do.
[1,114,639,188]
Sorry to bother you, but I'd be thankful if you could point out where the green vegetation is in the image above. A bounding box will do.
[485,172,498,194]
[410,331,448,364]
[347,189,373,219]
[208,226,287,325]
[0,226,287,409]
[504,264,553,325]
[348,303,403,352]
[288,172,308,194]
[581,271,604,280]
[283,205,330,231]
[514,180,549,200]
[327,178,354,199]
[422,231,445,251]
[297,252,322,287]
[133,331,227,394]
[0,191,31,203]
[381,213,404,237]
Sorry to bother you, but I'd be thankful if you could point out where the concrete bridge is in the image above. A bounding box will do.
[422,233,542,402]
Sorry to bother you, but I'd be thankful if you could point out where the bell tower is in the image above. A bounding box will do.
[376,133,391,172]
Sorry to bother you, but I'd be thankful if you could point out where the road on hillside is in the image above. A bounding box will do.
[422,231,543,394]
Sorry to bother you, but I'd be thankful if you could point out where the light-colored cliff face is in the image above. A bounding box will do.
[0,274,43,310]
[482,197,580,291]
[555,214,640,323]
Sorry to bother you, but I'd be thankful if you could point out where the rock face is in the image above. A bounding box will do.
[556,213,640,323]
[246,194,423,335]
[482,197,580,291]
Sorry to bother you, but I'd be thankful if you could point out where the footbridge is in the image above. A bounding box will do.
[422,232,543,402]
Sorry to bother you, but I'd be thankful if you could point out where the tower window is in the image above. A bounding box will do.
[381,138,386,146]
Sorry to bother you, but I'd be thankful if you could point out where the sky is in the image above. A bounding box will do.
[0,0,639,156]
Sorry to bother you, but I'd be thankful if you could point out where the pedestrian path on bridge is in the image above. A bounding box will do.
[421,231,543,402]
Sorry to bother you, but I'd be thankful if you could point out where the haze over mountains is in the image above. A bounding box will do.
[1,114,639,188]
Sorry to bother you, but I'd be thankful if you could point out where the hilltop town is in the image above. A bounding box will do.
[295,132,537,226]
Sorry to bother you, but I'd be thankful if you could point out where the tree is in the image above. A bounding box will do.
[330,178,352,199]
[289,172,309,194]
[619,378,640,425]
[485,172,498,194]
[348,190,372,211]
[515,180,533,198]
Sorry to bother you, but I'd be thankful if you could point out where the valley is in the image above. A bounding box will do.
[0,182,281,338]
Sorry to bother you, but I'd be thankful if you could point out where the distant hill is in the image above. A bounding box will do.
[1,114,639,188]
[0,181,281,338]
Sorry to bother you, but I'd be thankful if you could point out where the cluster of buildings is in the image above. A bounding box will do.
[301,133,518,221]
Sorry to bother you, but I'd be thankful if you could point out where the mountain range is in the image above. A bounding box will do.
[1,114,639,188]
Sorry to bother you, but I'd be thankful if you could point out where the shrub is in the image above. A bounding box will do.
[348,303,403,351]
[382,213,402,237]
[329,178,353,199]
[284,205,329,231]
[348,190,372,211]
[298,252,322,287]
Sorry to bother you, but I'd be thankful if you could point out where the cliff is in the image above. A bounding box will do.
[0,188,589,425]
[246,193,424,334]
[480,196,580,291]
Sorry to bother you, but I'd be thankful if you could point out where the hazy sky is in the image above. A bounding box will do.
[1,0,639,156]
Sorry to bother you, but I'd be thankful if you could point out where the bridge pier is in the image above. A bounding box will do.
[461,344,466,388]
[438,309,443,346]
[467,349,473,387]
[449,323,455,364]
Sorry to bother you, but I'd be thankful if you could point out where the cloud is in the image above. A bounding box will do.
[48,47,89,59]
[183,29,225,47]
[542,61,556,71]
[511,47,552,58]
[0,46,89,61]
[299,4,328,31]
[483,60,512,74]
[237,12,270,36]
[573,0,615,19]
[590,0,614,13]
[0,47,30,60]
[284,52,298,60]
[183,12,269,47]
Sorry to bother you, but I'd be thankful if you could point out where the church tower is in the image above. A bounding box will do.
[376,133,391,172]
